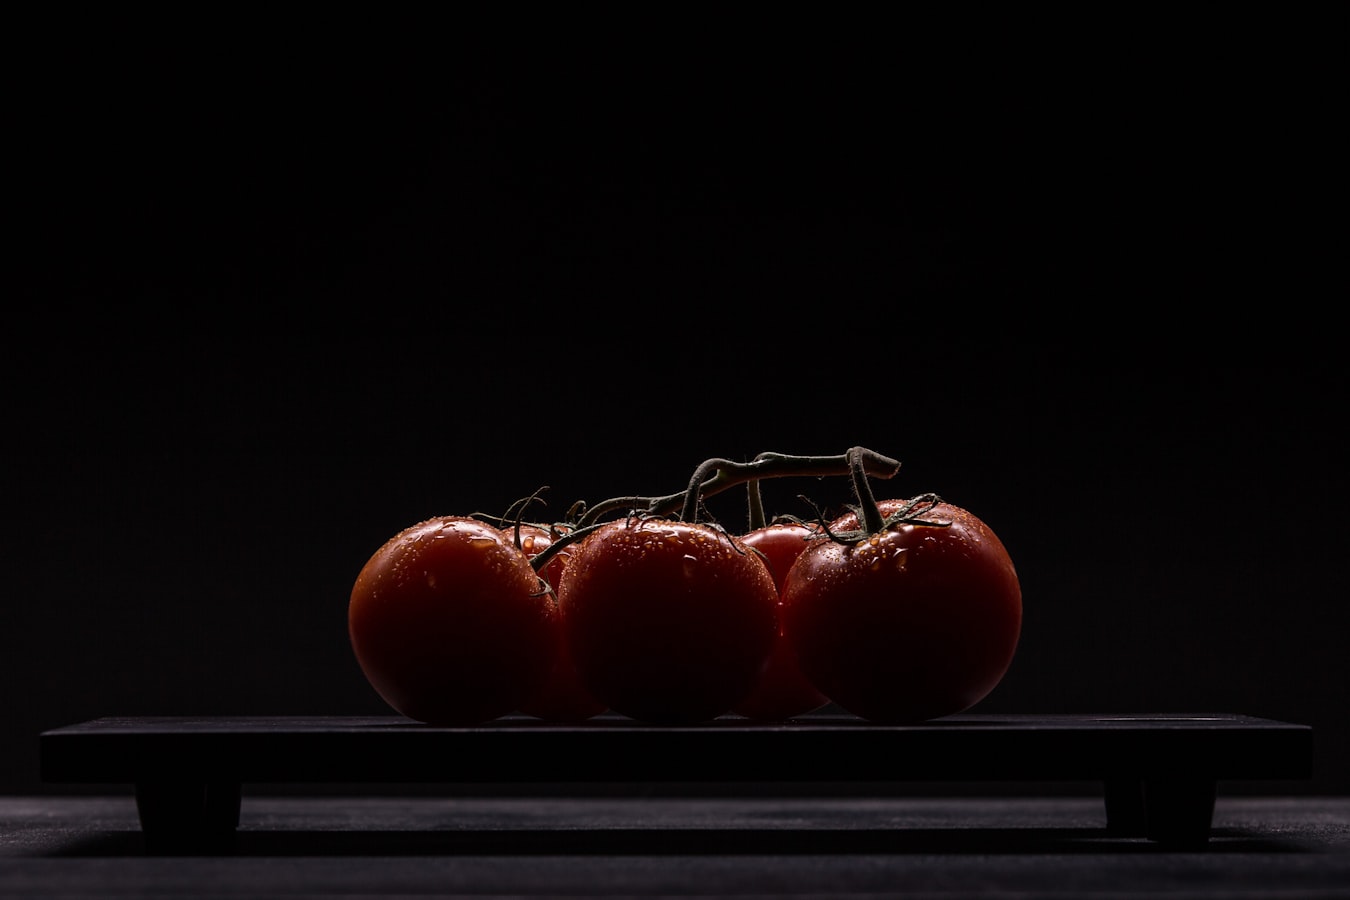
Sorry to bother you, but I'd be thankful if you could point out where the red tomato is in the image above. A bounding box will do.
[348,516,558,725]
[732,522,830,720]
[509,523,608,721]
[558,517,779,724]
[782,499,1021,723]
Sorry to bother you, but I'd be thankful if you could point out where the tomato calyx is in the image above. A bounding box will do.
[789,446,954,545]
[806,492,953,545]
[491,488,565,601]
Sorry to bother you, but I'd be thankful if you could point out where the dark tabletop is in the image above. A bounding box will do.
[3,792,1349,898]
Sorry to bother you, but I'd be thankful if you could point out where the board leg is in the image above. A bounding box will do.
[1142,777,1216,848]
[135,780,241,853]
[1103,778,1147,836]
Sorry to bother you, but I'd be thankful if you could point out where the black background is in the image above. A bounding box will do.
[7,17,1346,793]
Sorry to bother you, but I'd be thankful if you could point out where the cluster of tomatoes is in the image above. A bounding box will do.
[347,448,1022,726]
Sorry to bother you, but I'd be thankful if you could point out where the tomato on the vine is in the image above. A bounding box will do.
[508,523,608,722]
[558,517,779,724]
[348,516,558,725]
[782,498,1021,723]
[732,521,830,721]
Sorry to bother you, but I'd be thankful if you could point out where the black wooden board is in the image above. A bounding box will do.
[38,712,1314,850]
[41,712,1312,785]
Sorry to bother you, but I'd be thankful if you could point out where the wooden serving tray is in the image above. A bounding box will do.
[40,712,1313,851]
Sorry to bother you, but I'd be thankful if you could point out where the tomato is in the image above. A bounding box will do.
[348,516,558,725]
[782,499,1021,723]
[732,522,830,720]
[558,517,780,724]
[509,523,608,721]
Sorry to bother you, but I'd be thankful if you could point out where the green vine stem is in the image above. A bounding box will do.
[847,445,888,535]
[525,447,901,573]
[743,448,787,532]
[677,448,900,524]
[746,476,767,532]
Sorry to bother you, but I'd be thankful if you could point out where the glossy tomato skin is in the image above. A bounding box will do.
[782,500,1021,724]
[509,524,608,722]
[558,517,779,724]
[348,516,558,726]
[732,522,830,720]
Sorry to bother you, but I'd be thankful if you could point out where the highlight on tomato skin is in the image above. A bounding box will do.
[781,499,1022,724]
[732,521,831,721]
[347,516,559,726]
[557,517,780,725]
